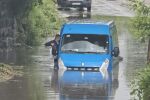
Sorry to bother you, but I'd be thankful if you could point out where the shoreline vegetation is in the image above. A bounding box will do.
[130,65,150,100]
[0,0,63,48]
[0,63,23,82]
[5,0,63,47]
[129,0,150,100]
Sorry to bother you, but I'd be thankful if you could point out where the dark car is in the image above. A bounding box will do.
[57,0,92,11]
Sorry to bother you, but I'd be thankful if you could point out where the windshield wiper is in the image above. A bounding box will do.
[81,51,107,54]
[81,51,102,54]
[62,50,106,54]
[62,49,79,53]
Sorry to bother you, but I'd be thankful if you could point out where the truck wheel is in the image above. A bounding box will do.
[87,7,91,12]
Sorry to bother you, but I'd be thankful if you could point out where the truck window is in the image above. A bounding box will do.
[61,34,109,53]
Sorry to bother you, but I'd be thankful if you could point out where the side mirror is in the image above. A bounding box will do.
[112,47,120,57]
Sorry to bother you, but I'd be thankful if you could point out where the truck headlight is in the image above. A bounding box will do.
[100,59,109,70]
[58,58,66,70]
[100,59,109,79]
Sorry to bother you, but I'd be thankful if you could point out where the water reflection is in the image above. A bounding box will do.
[66,11,91,20]
[0,47,45,100]
[51,70,59,93]
[59,9,91,20]
[0,48,16,64]
[50,68,119,100]
[60,71,108,100]
[0,71,45,100]
[0,47,35,65]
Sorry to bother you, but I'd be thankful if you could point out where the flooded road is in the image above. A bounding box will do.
[0,0,147,100]
[58,0,134,18]
[0,18,147,100]
[92,0,134,16]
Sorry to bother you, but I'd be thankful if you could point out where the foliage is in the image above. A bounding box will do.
[13,0,63,45]
[130,64,150,100]
[129,1,150,100]
[129,0,150,41]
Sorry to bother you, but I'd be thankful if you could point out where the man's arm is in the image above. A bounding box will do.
[44,40,54,46]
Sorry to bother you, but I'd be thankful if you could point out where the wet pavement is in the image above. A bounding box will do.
[58,0,134,18]
[0,0,147,100]
[92,0,134,17]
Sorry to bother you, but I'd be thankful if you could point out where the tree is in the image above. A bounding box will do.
[127,1,150,99]
[10,0,63,46]
[129,0,150,62]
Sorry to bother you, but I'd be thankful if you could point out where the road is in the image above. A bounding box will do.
[59,0,134,18]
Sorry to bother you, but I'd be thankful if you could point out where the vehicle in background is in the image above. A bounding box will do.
[58,21,119,71]
[57,0,92,12]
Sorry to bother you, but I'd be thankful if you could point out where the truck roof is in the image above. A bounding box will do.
[61,21,114,35]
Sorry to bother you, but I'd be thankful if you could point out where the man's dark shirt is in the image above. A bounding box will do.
[45,40,59,56]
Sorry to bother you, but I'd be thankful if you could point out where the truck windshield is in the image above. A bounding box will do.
[61,34,109,53]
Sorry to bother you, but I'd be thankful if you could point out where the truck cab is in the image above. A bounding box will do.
[58,21,119,71]
[57,0,91,12]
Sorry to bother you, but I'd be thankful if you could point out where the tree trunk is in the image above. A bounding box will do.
[147,38,150,63]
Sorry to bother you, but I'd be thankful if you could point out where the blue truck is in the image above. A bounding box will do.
[58,21,119,71]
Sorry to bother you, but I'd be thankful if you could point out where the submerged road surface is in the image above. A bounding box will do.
[58,0,134,18]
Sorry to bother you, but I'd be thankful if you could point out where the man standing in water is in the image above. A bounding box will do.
[45,34,60,70]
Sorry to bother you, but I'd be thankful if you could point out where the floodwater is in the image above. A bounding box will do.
[58,0,134,18]
[0,0,147,100]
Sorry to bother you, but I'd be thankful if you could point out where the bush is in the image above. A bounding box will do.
[129,0,150,41]
[131,65,150,100]
[15,0,63,45]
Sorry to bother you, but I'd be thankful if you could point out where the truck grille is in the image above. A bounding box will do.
[67,67,99,71]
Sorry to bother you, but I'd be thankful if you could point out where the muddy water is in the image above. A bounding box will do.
[0,0,147,100]
[58,0,134,18]
[0,47,46,100]
[92,0,134,17]
[0,17,147,100]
